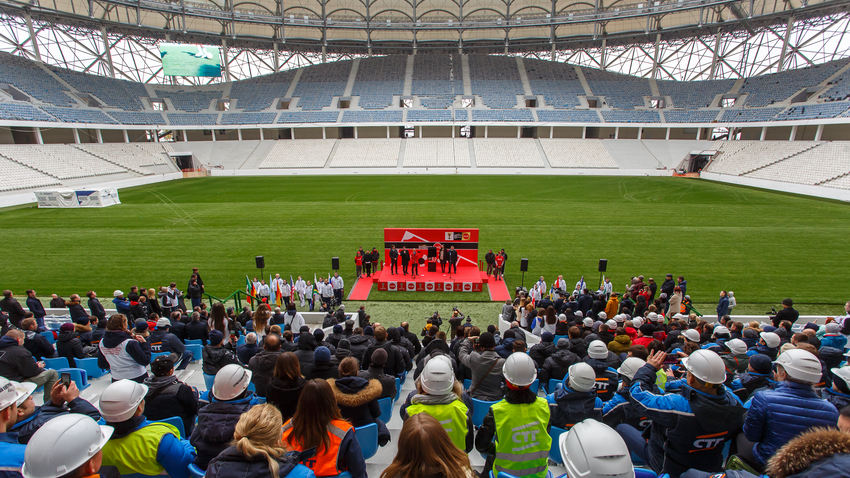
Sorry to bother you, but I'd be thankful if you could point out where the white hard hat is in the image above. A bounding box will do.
[617,357,646,380]
[99,379,148,422]
[575,311,584,318]
[213,364,252,401]
[503,352,537,387]
[673,313,686,320]
[560,419,635,478]
[421,356,455,395]
[22,414,113,478]
[568,363,597,392]
[760,331,781,348]
[606,320,618,329]
[713,326,730,337]
[647,312,658,321]
[0,377,36,410]
[113,290,124,298]
[681,349,726,385]
[598,312,608,320]
[682,329,701,343]
[156,317,170,328]
[631,318,644,328]
[725,338,748,355]
[587,340,609,360]
[614,314,625,323]
[831,366,850,390]
[583,318,594,327]
[776,349,822,385]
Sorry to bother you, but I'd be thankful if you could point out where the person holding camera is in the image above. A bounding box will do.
[12,377,101,443]
[458,332,505,401]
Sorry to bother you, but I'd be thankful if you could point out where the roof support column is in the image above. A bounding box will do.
[777,16,794,73]
[709,29,722,79]
[815,124,824,141]
[35,127,43,144]
[221,38,231,82]
[102,27,115,78]
[25,13,41,62]
[600,37,607,70]
[123,129,129,143]
[651,32,661,78]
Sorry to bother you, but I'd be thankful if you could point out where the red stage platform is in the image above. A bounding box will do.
[374,267,486,292]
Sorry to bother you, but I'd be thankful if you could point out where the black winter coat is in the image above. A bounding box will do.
[143,375,200,436]
[56,330,89,366]
[266,377,305,420]
[528,341,555,368]
[202,345,242,375]
[328,376,382,427]
[362,340,404,376]
[539,348,580,386]
[206,445,302,478]
[347,335,371,363]
[23,330,55,361]
[191,398,254,468]
[248,350,281,397]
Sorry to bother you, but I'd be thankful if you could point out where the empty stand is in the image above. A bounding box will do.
[155,89,221,112]
[228,71,295,111]
[352,56,406,109]
[406,110,454,122]
[705,141,820,176]
[260,139,337,168]
[471,109,534,122]
[539,139,618,168]
[341,110,403,123]
[748,142,850,185]
[472,138,544,167]
[42,107,117,124]
[468,55,523,109]
[108,111,166,125]
[524,59,583,108]
[411,54,462,109]
[292,61,351,110]
[0,53,76,106]
[277,111,340,123]
[583,68,651,109]
[73,143,172,175]
[720,108,784,122]
[774,102,850,120]
[0,155,60,191]
[330,139,400,167]
[220,112,278,125]
[402,138,471,167]
[739,59,847,106]
[50,66,148,111]
[664,110,720,123]
[536,110,600,123]
[0,103,55,122]
[601,110,660,123]
[658,79,734,108]
[167,113,219,125]
[0,144,126,179]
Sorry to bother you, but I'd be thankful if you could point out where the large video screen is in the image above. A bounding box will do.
[159,43,222,77]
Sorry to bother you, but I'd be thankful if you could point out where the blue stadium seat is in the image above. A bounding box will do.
[393,377,401,402]
[237,336,246,347]
[378,397,393,423]
[547,379,561,394]
[154,416,186,438]
[44,357,70,370]
[185,339,203,345]
[463,379,472,390]
[548,426,567,464]
[203,373,216,391]
[471,398,502,427]
[39,331,56,345]
[76,357,107,378]
[184,344,202,362]
[354,423,379,460]
[59,368,90,391]
[529,379,539,394]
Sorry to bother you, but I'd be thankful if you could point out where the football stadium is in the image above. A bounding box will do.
[1,0,850,475]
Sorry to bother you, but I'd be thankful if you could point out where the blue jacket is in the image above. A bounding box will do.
[191,394,256,468]
[604,382,659,430]
[583,358,620,402]
[148,329,185,355]
[729,372,775,402]
[25,297,45,320]
[0,432,25,478]
[820,334,847,351]
[11,397,101,443]
[112,297,132,315]
[547,385,602,429]
[743,381,839,466]
[124,419,196,478]
[716,296,729,318]
[630,364,745,476]
[820,387,850,410]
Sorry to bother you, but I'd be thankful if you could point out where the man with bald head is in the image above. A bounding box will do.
[248,333,282,397]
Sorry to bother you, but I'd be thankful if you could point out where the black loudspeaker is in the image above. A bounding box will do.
[598,259,608,272]
[427,246,437,258]
[332,257,340,270]
[520,258,528,272]
[255,256,265,269]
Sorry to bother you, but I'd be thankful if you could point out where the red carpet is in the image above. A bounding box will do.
[488,276,512,302]
[347,277,373,301]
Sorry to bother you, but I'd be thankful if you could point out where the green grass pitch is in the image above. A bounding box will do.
[2,175,849,319]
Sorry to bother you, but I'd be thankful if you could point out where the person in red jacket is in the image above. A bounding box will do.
[355,249,363,278]
[493,253,505,281]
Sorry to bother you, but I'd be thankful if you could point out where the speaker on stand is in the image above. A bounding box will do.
[598,259,607,291]
[332,257,340,270]
[520,258,528,290]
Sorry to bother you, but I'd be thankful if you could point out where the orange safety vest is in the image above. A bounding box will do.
[281,418,353,477]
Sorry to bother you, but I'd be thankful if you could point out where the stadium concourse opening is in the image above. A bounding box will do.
[348,228,512,301]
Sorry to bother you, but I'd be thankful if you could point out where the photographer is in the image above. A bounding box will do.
[458,332,505,401]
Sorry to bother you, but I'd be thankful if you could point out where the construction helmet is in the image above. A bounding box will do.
[503,352,537,387]
[617,357,646,381]
[22,414,113,478]
[560,419,635,478]
[760,331,781,349]
[712,325,730,337]
[681,349,726,385]
[775,349,822,385]
[213,364,252,401]
[682,329,701,343]
[421,356,455,395]
[831,366,850,390]
[587,340,609,360]
[99,379,148,422]
[724,338,748,355]
[567,362,597,392]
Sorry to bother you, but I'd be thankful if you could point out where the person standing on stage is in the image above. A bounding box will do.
[401,248,411,276]
[295,276,307,308]
[355,248,364,278]
[271,275,284,303]
[389,245,399,275]
[321,278,334,310]
[281,280,292,307]
[411,247,421,277]
[493,253,505,281]
[363,249,373,277]
[448,246,458,274]
[498,249,508,277]
[485,249,496,276]
[438,243,448,273]
[371,248,381,274]
[332,273,344,306]
[258,280,271,303]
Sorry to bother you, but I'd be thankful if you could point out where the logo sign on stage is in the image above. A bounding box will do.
[376,280,482,293]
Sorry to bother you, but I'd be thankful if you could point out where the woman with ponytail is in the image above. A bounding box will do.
[205,403,300,478]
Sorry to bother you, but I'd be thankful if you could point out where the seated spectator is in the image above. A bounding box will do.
[730,353,776,402]
[380,412,474,478]
[67,294,91,332]
[458,332,505,401]
[99,379,196,477]
[400,355,471,452]
[602,357,653,431]
[12,379,100,444]
[293,332,318,378]
[191,364,257,469]
[549,362,603,429]
[528,332,556,368]
[97,314,151,383]
[111,290,131,316]
[741,349,839,470]
[1,290,28,329]
[335,338,353,362]
[763,427,850,478]
[540,338,580,390]
[822,366,850,410]
[560,419,635,478]
[475,353,551,477]
[328,357,389,446]
[720,338,750,377]
[821,322,847,351]
[618,349,745,477]
[149,317,191,370]
[185,311,209,345]
[748,331,780,360]
[362,326,404,377]
[22,413,112,478]
[358,348,396,399]
[0,329,57,403]
[281,379,366,478]
[309,346,339,380]
[202,330,242,376]
[143,354,200,436]
[56,322,96,367]
[205,404,309,478]
[236,332,259,364]
[584,340,620,401]
[267,352,305,421]
[20,317,54,361]
[0,376,33,475]
[248,333,282,397]
[608,327,632,355]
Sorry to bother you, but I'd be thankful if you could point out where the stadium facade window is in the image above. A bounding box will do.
[720,96,737,108]
[151,99,165,111]
[278,99,291,109]
[650,97,665,108]
[400,97,413,108]
[461,97,474,108]
[403,125,415,138]
[587,98,600,108]
[217,99,231,111]
[459,125,472,138]
[339,98,350,109]
[525,97,537,108]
